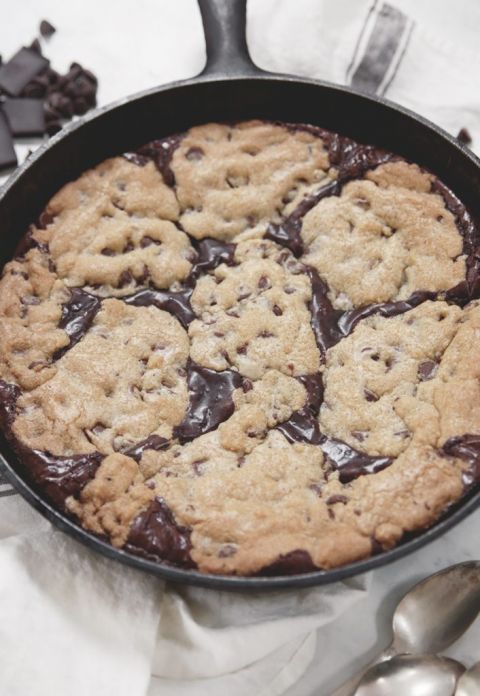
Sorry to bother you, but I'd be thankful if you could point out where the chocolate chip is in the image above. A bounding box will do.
[140,235,159,248]
[242,378,253,392]
[218,544,237,558]
[351,430,368,442]
[273,305,283,316]
[185,147,204,161]
[0,47,49,96]
[237,343,248,355]
[309,483,322,496]
[417,360,437,381]
[258,275,269,289]
[326,494,348,505]
[118,270,133,288]
[457,128,472,146]
[364,388,378,402]
[40,20,56,38]
[0,111,17,172]
[2,98,46,136]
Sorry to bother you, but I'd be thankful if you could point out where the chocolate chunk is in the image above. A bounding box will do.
[40,19,56,37]
[0,48,49,96]
[122,435,169,462]
[47,92,73,118]
[46,119,62,136]
[29,39,42,55]
[442,434,480,487]
[457,128,472,146]
[2,98,46,136]
[174,361,243,443]
[258,549,316,575]
[124,497,193,567]
[0,111,17,172]
[123,287,195,329]
[54,288,102,359]
[21,76,48,98]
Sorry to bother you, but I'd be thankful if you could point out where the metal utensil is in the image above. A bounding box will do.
[353,655,465,696]
[456,661,480,695]
[333,561,480,695]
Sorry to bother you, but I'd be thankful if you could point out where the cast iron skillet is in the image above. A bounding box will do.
[1,0,480,591]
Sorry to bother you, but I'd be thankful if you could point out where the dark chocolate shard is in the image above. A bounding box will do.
[0,47,49,96]
[23,449,103,507]
[174,361,243,443]
[124,497,193,567]
[0,110,17,172]
[2,98,46,136]
[54,288,102,359]
[258,549,317,575]
[442,434,480,487]
[321,437,392,484]
[188,238,236,283]
[40,19,56,38]
[122,435,169,462]
[123,287,195,329]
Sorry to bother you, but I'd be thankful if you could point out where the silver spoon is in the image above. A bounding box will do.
[455,661,480,695]
[332,561,480,696]
[354,655,465,696]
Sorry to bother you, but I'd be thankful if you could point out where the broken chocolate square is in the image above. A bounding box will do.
[2,98,46,136]
[0,110,17,171]
[0,48,49,96]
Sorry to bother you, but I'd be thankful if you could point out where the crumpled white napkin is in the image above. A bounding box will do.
[1,1,480,695]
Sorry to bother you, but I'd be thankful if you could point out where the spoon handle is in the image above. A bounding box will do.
[331,644,397,696]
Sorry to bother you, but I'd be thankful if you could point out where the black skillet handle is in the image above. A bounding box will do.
[197,0,264,77]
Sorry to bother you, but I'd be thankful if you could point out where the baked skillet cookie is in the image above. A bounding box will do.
[1,121,479,576]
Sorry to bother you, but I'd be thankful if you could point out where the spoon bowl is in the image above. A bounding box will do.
[354,655,465,696]
[455,661,480,696]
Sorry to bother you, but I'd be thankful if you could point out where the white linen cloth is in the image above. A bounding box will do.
[1,1,479,695]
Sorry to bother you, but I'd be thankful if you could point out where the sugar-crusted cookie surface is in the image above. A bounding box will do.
[1,120,479,577]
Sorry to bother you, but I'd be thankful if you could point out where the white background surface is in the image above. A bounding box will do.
[1,1,480,694]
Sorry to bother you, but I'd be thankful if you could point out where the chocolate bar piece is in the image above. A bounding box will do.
[0,110,17,171]
[2,98,46,136]
[0,48,49,96]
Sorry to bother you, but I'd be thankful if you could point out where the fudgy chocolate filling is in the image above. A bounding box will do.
[258,549,317,575]
[123,287,195,329]
[0,379,102,506]
[124,133,183,187]
[442,434,480,487]
[124,496,193,567]
[174,361,243,444]
[307,266,437,356]
[54,287,102,359]
[188,238,236,282]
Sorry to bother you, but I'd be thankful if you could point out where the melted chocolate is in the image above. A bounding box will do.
[124,496,193,567]
[125,134,183,187]
[14,227,49,258]
[442,434,480,487]
[54,287,102,359]
[320,437,392,484]
[0,380,21,428]
[23,449,103,507]
[258,549,317,575]
[174,361,243,444]
[188,238,236,282]
[433,180,480,304]
[122,435,169,462]
[276,373,324,445]
[307,266,437,355]
[266,181,341,257]
[123,287,195,329]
